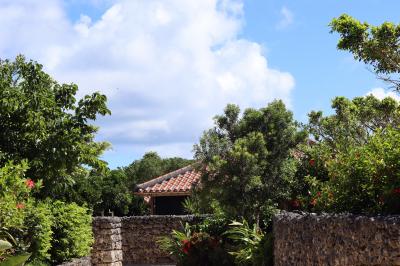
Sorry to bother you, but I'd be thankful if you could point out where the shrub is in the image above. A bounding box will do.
[0,161,30,231]
[304,127,400,215]
[24,201,53,262]
[224,221,272,266]
[158,220,234,266]
[49,201,93,264]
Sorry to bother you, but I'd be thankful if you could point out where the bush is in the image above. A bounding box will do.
[24,201,53,262]
[224,221,273,266]
[158,219,234,266]
[49,201,93,264]
[303,127,400,215]
[0,161,30,231]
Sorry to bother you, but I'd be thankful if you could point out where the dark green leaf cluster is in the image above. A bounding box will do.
[301,95,400,215]
[194,100,307,224]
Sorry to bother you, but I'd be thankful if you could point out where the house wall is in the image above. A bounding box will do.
[273,211,400,266]
[91,215,206,266]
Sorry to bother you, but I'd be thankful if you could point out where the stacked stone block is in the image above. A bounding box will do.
[91,215,205,265]
[92,217,123,266]
[273,211,400,266]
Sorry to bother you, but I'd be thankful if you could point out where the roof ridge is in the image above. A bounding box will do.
[136,164,196,190]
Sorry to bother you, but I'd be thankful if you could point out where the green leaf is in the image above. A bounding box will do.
[0,240,12,251]
[0,253,31,266]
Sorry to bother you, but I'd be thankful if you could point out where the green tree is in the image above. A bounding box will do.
[125,151,193,185]
[65,152,192,216]
[194,101,306,224]
[330,14,400,90]
[0,55,111,198]
[301,95,400,214]
[308,95,400,152]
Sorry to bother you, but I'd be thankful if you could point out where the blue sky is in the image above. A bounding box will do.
[0,0,399,168]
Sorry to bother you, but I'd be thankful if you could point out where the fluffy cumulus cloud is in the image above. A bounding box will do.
[366,88,400,101]
[0,0,295,166]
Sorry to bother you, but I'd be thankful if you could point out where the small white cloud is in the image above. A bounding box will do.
[366,88,400,101]
[276,6,293,29]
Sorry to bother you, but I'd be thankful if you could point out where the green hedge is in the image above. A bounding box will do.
[49,201,93,264]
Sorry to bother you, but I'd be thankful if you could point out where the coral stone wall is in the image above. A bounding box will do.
[273,211,400,266]
[92,215,205,265]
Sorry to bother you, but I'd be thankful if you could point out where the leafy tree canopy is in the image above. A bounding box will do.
[308,95,400,152]
[0,55,111,198]
[194,101,306,224]
[300,95,400,215]
[330,14,400,90]
[125,151,193,185]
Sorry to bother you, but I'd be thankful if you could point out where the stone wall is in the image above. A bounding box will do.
[92,215,205,265]
[57,256,91,266]
[273,211,400,266]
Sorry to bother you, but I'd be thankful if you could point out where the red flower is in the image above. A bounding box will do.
[26,178,35,189]
[309,159,315,167]
[316,191,321,197]
[291,199,300,208]
[392,187,400,195]
[181,239,191,254]
[310,198,317,206]
[16,203,25,209]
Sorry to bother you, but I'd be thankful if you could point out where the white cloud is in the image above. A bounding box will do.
[276,6,293,29]
[0,0,295,166]
[366,88,400,101]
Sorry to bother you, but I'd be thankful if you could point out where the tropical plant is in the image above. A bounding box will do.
[224,221,272,266]
[158,221,234,266]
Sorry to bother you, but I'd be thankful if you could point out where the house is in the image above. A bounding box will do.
[134,164,201,215]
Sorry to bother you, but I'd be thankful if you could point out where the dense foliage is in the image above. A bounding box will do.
[159,217,273,266]
[49,201,93,264]
[158,218,234,266]
[194,101,306,224]
[299,95,400,215]
[0,57,104,265]
[0,55,110,198]
[125,151,193,185]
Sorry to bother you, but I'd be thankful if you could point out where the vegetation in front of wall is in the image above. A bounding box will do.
[158,217,273,266]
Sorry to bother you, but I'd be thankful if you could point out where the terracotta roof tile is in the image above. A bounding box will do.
[135,164,201,195]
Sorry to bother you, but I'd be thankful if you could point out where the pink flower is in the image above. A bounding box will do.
[26,178,35,189]
[16,203,25,209]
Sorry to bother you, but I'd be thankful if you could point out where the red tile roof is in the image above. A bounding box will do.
[135,165,201,196]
